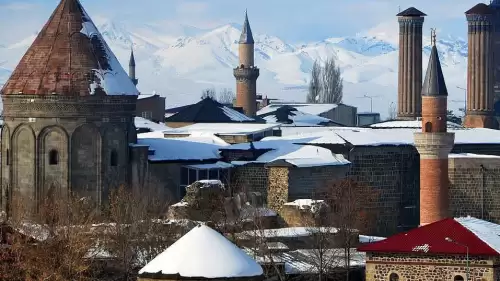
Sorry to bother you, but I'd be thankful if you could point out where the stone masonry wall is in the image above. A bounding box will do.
[347,146,419,236]
[231,165,268,197]
[365,252,497,281]
[449,156,500,223]
[287,165,350,200]
[267,167,289,212]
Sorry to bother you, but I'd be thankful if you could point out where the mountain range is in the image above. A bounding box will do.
[0,20,470,118]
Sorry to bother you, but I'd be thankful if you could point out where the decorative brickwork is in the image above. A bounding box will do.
[365,252,497,281]
[397,14,425,120]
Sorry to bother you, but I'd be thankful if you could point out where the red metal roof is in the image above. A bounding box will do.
[358,218,500,256]
[1,0,137,96]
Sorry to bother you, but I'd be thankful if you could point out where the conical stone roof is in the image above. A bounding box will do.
[139,225,263,278]
[1,0,138,96]
[239,11,254,44]
[421,45,448,97]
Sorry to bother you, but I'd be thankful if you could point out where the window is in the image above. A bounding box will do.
[49,150,59,165]
[141,111,153,120]
[454,276,464,281]
[110,150,118,167]
[424,122,432,132]
[389,273,399,281]
[6,149,9,166]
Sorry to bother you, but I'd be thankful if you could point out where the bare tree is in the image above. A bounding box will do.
[218,88,236,105]
[307,60,322,103]
[201,88,217,100]
[307,58,343,104]
[102,186,174,281]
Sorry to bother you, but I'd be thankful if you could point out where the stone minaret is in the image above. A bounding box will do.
[233,11,259,117]
[489,1,500,100]
[129,47,138,86]
[464,3,496,128]
[414,32,455,226]
[396,7,426,120]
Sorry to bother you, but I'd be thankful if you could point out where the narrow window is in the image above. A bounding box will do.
[389,273,399,281]
[454,276,464,281]
[49,150,58,165]
[6,149,9,166]
[424,122,432,133]
[110,150,118,167]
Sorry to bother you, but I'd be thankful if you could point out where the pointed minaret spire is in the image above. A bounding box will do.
[239,10,254,44]
[129,46,138,86]
[422,30,448,97]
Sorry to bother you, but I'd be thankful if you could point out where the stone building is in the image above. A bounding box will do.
[234,12,260,117]
[465,3,497,129]
[396,7,426,120]
[138,225,264,281]
[359,217,500,281]
[136,94,166,123]
[0,0,154,214]
[413,34,455,226]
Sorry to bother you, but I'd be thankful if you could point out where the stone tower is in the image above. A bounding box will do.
[233,11,259,117]
[0,0,138,214]
[464,3,496,128]
[129,47,138,86]
[396,7,426,120]
[414,33,455,226]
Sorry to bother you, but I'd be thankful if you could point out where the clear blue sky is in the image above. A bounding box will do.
[0,0,486,44]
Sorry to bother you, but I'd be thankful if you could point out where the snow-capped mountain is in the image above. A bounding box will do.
[0,20,469,118]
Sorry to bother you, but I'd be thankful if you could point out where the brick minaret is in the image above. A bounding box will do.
[233,11,259,117]
[464,4,496,128]
[129,47,138,86]
[396,7,426,120]
[414,32,455,226]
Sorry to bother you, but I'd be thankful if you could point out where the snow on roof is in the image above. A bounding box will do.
[137,94,158,100]
[449,153,500,159]
[370,120,463,129]
[135,117,170,132]
[224,133,346,151]
[79,8,139,96]
[184,161,234,170]
[232,144,350,168]
[139,131,229,146]
[260,107,334,126]
[358,217,500,256]
[165,123,280,136]
[137,137,223,162]
[139,225,263,278]
[258,103,338,116]
[284,199,325,209]
[238,227,338,239]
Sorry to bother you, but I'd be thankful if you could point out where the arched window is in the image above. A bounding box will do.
[424,122,432,132]
[49,150,59,165]
[110,150,118,167]
[389,273,399,281]
[454,276,464,281]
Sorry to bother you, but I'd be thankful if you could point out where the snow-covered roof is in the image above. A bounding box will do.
[359,217,500,256]
[139,225,263,278]
[140,131,229,146]
[165,123,280,136]
[258,105,335,126]
[224,133,346,151]
[137,136,224,162]
[258,103,338,116]
[370,120,463,129]
[135,117,170,132]
[449,153,500,159]
[184,161,234,170]
[137,94,159,100]
[284,199,325,209]
[232,144,350,168]
[238,227,339,239]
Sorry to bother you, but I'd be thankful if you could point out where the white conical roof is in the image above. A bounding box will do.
[139,225,263,278]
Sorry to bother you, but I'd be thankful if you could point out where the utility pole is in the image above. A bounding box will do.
[357,94,380,113]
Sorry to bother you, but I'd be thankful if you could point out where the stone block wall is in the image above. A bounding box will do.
[347,146,420,236]
[449,156,500,223]
[144,162,181,202]
[365,252,496,281]
[231,165,269,197]
[267,167,289,212]
[287,165,350,200]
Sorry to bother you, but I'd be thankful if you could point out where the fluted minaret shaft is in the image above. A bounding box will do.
[464,4,495,128]
[397,8,426,120]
